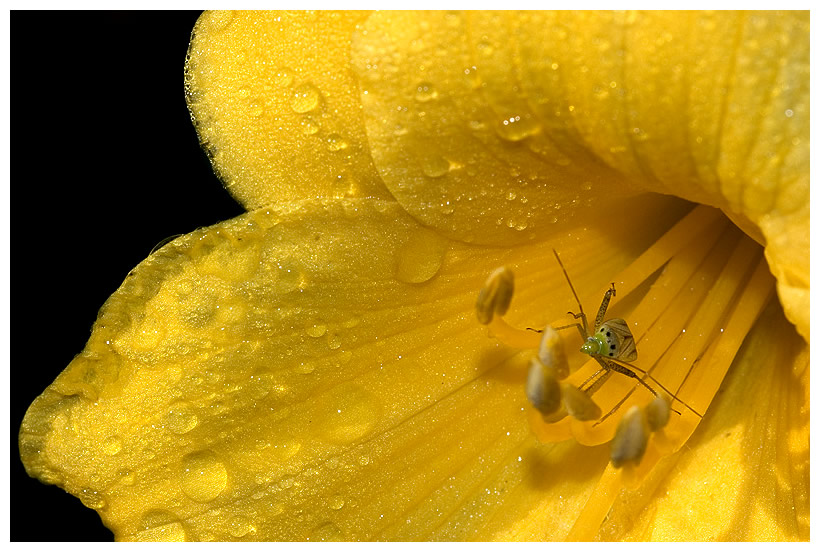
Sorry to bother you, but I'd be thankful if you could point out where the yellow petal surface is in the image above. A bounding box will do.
[20,195,691,541]
[597,300,809,541]
[185,11,391,207]
[351,11,808,337]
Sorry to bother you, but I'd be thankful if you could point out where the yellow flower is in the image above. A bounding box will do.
[20,11,808,541]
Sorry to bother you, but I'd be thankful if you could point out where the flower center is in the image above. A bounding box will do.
[475,205,774,485]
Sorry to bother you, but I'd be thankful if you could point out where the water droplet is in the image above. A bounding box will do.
[395,228,448,284]
[180,450,228,503]
[301,116,321,135]
[326,133,349,151]
[273,66,295,88]
[318,383,380,444]
[291,83,321,113]
[327,332,342,350]
[310,521,345,542]
[419,155,450,178]
[328,494,345,510]
[228,515,256,538]
[414,81,437,102]
[306,321,328,338]
[165,401,199,434]
[495,115,541,142]
[79,488,106,510]
[103,435,122,456]
[271,437,302,460]
[118,468,135,486]
[274,263,304,294]
[295,361,316,374]
[137,510,187,542]
[248,373,275,399]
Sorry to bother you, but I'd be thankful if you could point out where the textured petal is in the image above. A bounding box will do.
[185,11,391,207]
[351,11,642,247]
[597,300,808,541]
[19,195,689,541]
[351,11,808,338]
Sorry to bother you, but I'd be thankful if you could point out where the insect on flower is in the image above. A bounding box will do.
[477,248,703,468]
[549,250,701,423]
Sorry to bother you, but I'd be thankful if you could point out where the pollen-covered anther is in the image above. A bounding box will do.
[537,325,569,379]
[525,357,561,416]
[560,383,601,421]
[475,266,514,325]
[610,396,671,469]
[644,395,671,432]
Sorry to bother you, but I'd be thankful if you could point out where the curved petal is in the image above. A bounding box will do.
[351,11,808,338]
[185,11,392,207]
[598,300,809,541]
[20,195,689,540]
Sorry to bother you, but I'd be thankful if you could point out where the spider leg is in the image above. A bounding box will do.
[553,322,588,342]
[593,283,617,331]
[612,359,703,418]
[553,249,590,337]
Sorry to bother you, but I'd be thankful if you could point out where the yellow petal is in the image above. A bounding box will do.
[20,195,691,540]
[351,11,641,246]
[185,11,391,207]
[597,300,809,540]
[351,11,808,337]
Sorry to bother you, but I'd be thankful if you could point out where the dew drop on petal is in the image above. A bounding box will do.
[326,133,349,151]
[290,83,322,113]
[419,155,451,178]
[414,81,438,102]
[306,322,328,338]
[136,510,187,542]
[180,450,228,503]
[164,401,199,434]
[395,228,448,284]
[328,494,346,510]
[318,383,380,444]
[103,435,122,456]
[228,515,256,538]
[272,66,295,88]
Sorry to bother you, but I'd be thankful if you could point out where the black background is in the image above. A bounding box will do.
[11,11,245,541]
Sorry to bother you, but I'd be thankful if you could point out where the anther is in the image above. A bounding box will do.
[610,396,672,468]
[537,325,569,380]
[526,357,562,416]
[560,383,601,421]
[645,395,671,432]
[475,267,514,325]
[610,405,649,469]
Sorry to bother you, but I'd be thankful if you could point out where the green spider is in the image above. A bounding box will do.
[550,249,701,421]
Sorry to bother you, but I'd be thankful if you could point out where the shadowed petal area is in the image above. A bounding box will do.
[20,195,689,540]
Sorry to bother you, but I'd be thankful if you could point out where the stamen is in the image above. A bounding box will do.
[476,266,543,349]
[645,395,670,432]
[609,405,649,469]
[536,326,569,379]
[560,383,601,421]
[525,357,561,416]
[475,266,514,325]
